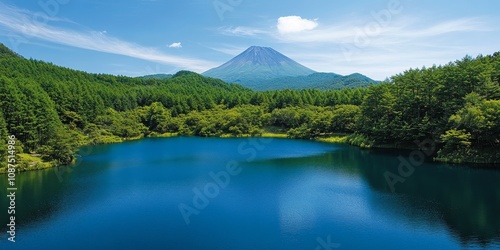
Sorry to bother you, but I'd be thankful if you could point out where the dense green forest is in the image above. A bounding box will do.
[0,43,499,172]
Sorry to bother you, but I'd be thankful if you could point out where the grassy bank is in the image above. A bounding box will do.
[0,153,54,174]
[315,134,349,143]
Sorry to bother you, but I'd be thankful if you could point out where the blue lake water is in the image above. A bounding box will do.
[1,137,499,249]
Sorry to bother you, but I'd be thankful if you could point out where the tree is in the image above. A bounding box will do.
[19,80,63,151]
[41,126,79,165]
[94,108,147,138]
[449,94,500,147]
[0,110,8,167]
[437,129,472,163]
[144,102,171,134]
[357,83,396,143]
[331,105,361,133]
[287,124,313,139]
[0,77,36,152]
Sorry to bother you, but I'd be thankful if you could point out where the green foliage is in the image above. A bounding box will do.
[270,106,314,128]
[438,95,500,163]
[331,105,361,133]
[94,108,147,138]
[0,110,7,168]
[137,74,173,80]
[345,133,375,148]
[84,124,123,145]
[441,129,472,149]
[287,124,313,139]
[40,127,80,165]
[138,102,172,134]
[62,111,86,130]
[356,53,500,161]
[357,83,397,143]
[175,105,265,137]
[251,72,378,91]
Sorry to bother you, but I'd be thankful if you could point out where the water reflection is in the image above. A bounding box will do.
[256,145,500,246]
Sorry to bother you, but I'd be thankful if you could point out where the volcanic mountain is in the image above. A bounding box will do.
[203,46,315,87]
[203,46,377,90]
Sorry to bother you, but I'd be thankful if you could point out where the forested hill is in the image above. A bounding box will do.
[137,74,173,80]
[0,42,499,171]
[359,54,500,163]
[255,72,377,90]
[0,43,250,167]
[0,43,366,169]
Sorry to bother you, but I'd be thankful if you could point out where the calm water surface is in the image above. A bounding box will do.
[0,137,499,249]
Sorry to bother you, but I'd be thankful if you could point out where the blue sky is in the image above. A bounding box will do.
[0,0,498,80]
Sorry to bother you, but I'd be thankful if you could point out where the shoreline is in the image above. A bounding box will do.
[1,133,498,174]
[0,132,336,174]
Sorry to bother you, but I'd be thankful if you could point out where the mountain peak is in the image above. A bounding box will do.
[246,46,273,52]
[234,46,299,66]
[248,45,270,49]
[203,46,315,87]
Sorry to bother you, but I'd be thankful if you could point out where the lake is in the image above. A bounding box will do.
[1,137,499,249]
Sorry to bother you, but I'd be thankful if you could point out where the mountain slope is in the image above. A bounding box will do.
[258,72,378,90]
[203,46,377,90]
[203,46,316,88]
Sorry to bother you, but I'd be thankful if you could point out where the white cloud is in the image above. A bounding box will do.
[218,26,267,37]
[394,18,489,39]
[274,17,489,46]
[168,42,182,48]
[0,3,216,72]
[277,16,318,34]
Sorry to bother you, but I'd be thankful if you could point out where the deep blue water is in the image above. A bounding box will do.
[1,137,499,249]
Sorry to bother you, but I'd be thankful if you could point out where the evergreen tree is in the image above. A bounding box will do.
[0,110,8,167]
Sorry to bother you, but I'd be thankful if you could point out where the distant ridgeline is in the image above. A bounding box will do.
[0,43,499,172]
[202,46,379,90]
[137,74,173,80]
